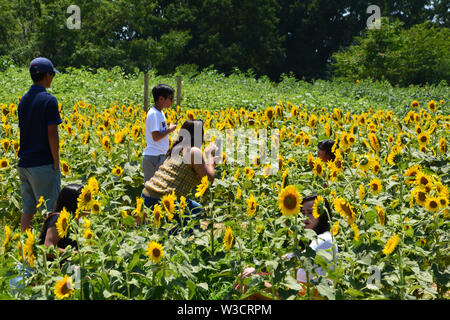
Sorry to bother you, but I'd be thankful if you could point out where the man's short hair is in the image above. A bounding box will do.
[30,71,55,83]
[152,84,175,102]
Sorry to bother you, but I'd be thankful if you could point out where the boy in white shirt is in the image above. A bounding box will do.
[143,84,177,182]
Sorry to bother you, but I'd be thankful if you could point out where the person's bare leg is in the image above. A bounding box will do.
[21,213,34,232]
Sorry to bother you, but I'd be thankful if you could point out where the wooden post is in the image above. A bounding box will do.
[176,75,182,107]
[144,72,149,113]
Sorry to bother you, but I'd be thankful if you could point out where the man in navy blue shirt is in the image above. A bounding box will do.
[18,57,62,231]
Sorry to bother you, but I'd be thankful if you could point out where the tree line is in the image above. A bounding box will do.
[0,0,448,83]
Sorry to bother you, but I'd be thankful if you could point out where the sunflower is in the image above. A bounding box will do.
[427,100,437,112]
[145,241,164,263]
[179,196,187,216]
[153,204,163,227]
[312,158,324,177]
[368,133,380,152]
[332,221,339,236]
[303,134,311,147]
[56,208,70,239]
[236,186,242,200]
[161,192,176,221]
[101,136,112,153]
[3,224,11,249]
[83,228,94,240]
[223,226,234,251]
[417,132,430,146]
[333,197,356,224]
[369,178,382,195]
[61,160,71,176]
[233,168,240,182]
[376,206,385,226]
[307,114,318,128]
[195,175,209,198]
[294,133,302,146]
[412,187,427,207]
[54,275,74,300]
[358,184,365,200]
[77,185,95,211]
[291,105,298,118]
[87,177,99,195]
[130,197,144,219]
[382,234,399,255]
[438,137,447,154]
[371,159,381,175]
[262,164,272,178]
[114,130,124,144]
[312,196,324,219]
[438,196,448,209]
[387,145,402,166]
[23,229,36,267]
[91,201,101,214]
[246,167,255,180]
[246,193,258,218]
[307,153,315,169]
[350,223,360,241]
[324,122,332,137]
[264,107,274,122]
[0,158,9,169]
[1,138,10,152]
[357,155,372,172]
[404,164,421,185]
[425,196,440,213]
[411,100,419,108]
[278,185,302,217]
[112,165,123,177]
[333,150,344,171]
[415,171,432,188]
[36,196,44,209]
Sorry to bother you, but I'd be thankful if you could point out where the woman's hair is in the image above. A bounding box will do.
[166,120,204,157]
[318,139,336,161]
[302,194,332,235]
[53,183,84,214]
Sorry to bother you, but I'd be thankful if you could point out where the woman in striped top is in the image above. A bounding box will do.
[140,120,219,232]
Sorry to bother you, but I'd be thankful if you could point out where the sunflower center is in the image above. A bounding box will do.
[283,195,297,210]
[152,248,161,258]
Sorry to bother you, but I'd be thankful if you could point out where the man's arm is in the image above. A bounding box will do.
[48,124,60,171]
[151,123,177,142]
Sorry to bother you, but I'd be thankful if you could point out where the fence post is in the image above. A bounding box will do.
[144,72,149,113]
[177,75,182,107]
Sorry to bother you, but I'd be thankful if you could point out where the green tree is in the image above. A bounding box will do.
[331,18,450,85]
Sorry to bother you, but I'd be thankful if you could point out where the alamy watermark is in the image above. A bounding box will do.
[171,127,280,176]
[67,5,81,30]
[366,5,381,29]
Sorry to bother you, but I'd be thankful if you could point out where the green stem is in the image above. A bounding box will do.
[397,246,405,299]
[210,189,215,256]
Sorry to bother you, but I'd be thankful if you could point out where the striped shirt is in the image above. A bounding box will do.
[143,153,201,198]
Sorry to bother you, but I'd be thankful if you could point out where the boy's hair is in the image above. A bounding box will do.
[30,71,55,83]
[152,84,175,103]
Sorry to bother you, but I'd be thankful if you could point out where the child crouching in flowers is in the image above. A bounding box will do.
[139,120,220,234]
[39,183,90,258]
[235,194,338,299]
[10,184,86,291]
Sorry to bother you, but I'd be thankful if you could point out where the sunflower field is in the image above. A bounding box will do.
[0,67,449,300]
